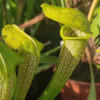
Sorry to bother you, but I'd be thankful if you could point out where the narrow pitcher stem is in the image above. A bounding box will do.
[38,38,88,100]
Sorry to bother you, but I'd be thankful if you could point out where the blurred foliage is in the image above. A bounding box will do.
[0,0,49,29]
[90,2,100,46]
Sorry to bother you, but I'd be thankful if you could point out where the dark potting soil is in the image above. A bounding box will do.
[71,60,100,83]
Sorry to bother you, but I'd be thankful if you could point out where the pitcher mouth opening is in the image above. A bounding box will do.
[60,25,91,40]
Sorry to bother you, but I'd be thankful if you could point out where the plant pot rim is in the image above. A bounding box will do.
[68,79,100,86]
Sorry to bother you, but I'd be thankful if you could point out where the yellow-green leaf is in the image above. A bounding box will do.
[41,4,90,33]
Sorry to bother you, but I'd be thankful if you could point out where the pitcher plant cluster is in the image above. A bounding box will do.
[0,3,94,100]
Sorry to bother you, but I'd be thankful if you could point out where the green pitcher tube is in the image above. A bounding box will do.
[2,25,44,100]
[0,41,23,100]
[38,4,90,100]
